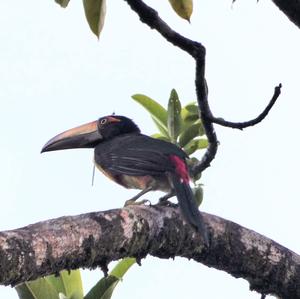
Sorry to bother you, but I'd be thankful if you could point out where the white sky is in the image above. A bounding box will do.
[0,1,299,298]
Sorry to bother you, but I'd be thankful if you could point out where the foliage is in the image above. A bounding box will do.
[54,0,194,38]
[55,0,70,8]
[132,89,207,156]
[84,258,135,299]
[16,270,83,299]
[16,258,135,299]
[168,0,193,22]
[83,0,106,38]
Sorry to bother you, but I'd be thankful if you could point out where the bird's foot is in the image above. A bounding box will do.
[158,191,175,204]
[124,199,150,207]
[157,197,178,208]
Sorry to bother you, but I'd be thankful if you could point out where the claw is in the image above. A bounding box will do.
[157,198,178,208]
[124,199,150,207]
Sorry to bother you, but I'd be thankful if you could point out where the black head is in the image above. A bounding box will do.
[98,115,140,140]
[41,115,140,153]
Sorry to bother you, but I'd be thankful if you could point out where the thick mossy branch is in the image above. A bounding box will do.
[0,206,299,298]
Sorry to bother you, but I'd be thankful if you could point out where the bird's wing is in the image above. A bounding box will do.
[96,148,174,176]
[94,134,186,176]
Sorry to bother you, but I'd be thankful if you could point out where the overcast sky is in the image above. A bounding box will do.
[0,1,299,298]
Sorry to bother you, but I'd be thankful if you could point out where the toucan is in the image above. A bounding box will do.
[41,115,208,244]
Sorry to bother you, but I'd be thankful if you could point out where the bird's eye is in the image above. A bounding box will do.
[100,118,107,125]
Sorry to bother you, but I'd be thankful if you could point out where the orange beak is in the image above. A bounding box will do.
[41,120,102,153]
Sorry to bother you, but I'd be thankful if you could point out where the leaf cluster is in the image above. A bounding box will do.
[16,258,135,299]
[55,0,194,38]
[132,89,207,156]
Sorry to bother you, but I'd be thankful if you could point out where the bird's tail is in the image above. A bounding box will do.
[170,173,208,245]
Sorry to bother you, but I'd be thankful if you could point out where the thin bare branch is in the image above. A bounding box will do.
[124,0,219,175]
[271,0,300,29]
[210,84,282,130]
[124,0,281,176]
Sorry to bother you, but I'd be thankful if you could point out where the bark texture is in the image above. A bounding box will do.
[0,205,299,298]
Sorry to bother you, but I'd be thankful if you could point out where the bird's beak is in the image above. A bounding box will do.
[41,120,102,153]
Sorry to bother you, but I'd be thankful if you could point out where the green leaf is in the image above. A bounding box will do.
[183,113,199,124]
[16,270,83,299]
[184,138,208,155]
[85,276,118,299]
[151,133,171,142]
[179,122,205,147]
[187,157,201,181]
[83,0,106,38]
[45,270,83,299]
[151,117,170,138]
[197,138,209,149]
[193,185,203,207]
[184,102,198,114]
[70,293,84,299]
[84,258,135,299]
[181,102,200,130]
[168,0,193,22]
[70,292,85,299]
[181,103,199,120]
[167,89,182,143]
[55,0,70,8]
[132,94,168,129]
[16,278,59,299]
[109,258,136,279]
[15,284,36,299]
[184,139,198,155]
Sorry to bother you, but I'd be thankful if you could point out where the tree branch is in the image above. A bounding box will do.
[123,0,203,57]
[209,83,282,130]
[0,206,299,298]
[124,0,281,176]
[124,0,218,175]
[271,0,300,29]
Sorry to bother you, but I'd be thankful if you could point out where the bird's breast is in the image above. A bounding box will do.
[95,162,171,192]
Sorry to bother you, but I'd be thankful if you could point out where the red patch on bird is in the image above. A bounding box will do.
[169,155,190,184]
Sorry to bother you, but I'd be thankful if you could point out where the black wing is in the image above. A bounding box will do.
[94,133,187,176]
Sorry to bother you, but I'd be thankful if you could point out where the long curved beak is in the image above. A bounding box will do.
[41,120,102,153]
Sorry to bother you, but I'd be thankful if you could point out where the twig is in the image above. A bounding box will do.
[209,84,282,130]
[124,0,281,177]
[271,0,300,29]
[192,67,218,175]
[123,0,202,55]
[124,0,219,175]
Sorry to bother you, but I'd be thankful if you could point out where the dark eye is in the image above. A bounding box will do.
[100,118,107,125]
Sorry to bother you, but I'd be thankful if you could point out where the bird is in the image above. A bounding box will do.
[41,115,208,244]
